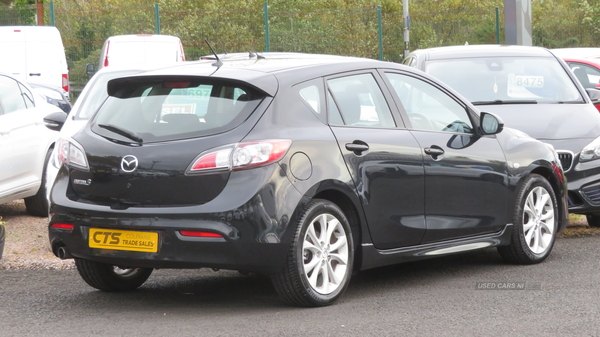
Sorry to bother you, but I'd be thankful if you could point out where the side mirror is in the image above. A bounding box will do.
[44,111,68,132]
[585,88,600,104]
[86,63,96,76]
[480,112,504,135]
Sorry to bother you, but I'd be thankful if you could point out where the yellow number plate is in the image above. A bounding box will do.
[89,228,159,253]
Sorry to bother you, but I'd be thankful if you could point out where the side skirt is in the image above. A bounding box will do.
[359,224,514,271]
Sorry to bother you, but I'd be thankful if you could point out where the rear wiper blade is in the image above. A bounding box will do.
[98,124,143,143]
[471,100,538,105]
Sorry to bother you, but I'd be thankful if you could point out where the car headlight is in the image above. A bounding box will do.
[580,136,600,162]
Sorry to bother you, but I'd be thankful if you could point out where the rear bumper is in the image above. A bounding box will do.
[48,218,290,272]
[48,164,303,273]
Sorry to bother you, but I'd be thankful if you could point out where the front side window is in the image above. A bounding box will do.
[386,73,473,133]
[567,61,600,89]
[425,56,583,104]
[327,73,396,128]
[92,77,265,143]
[0,75,27,114]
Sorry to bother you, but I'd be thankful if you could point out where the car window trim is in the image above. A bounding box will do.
[324,69,404,129]
[378,69,480,134]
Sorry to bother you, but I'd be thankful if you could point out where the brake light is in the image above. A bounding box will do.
[180,43,186,61]
[179,231,223,238]
[103,40,110,67]
[57,137,89,171]
[62,74,69,93]
[187,140,292,174]
[163,81,191,88]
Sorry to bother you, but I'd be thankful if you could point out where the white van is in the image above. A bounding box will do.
[93,34,185,71]
[0,26,69,95]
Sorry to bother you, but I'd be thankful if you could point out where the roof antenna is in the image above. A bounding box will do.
[253,50,265,59]
[205,39,222,67]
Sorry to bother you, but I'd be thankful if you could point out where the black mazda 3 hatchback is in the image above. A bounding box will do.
[46,53,568,307]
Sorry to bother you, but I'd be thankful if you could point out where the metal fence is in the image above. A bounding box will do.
[0,1,595,99]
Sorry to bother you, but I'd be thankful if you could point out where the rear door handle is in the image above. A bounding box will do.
[345,141,369,155]
[29,73,41,76]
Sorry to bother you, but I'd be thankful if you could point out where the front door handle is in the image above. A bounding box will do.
[345,141,369,155]
[424,146,445,160]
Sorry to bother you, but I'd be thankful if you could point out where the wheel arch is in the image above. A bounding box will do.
[522,164,568,232]
[302,181,368,273]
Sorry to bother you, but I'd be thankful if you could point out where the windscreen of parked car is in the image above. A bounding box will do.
[91,77,264,143]
[425,56,583,104]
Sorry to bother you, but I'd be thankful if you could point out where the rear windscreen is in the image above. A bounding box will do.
[91,78,265,143]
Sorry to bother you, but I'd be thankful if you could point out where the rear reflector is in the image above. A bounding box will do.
[51,223,74,230]
[179,231,223,238]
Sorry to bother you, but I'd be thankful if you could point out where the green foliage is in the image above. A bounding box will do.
[0,0,593,95]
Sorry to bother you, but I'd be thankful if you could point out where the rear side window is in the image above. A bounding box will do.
[327,73,396,128]
[92,77,265,143]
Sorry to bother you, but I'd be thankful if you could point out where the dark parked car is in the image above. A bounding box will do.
[404,45,600,227]
[45,53,567,307]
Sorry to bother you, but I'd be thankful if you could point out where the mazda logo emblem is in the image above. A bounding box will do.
[121,155,139,173]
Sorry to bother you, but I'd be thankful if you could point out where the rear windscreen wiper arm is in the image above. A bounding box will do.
[98,124,143,143]
[471,100,538,105]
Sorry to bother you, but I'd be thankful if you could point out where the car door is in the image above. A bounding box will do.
[382,71,509,243]
[327,71,426,250]
[0,75,50,199]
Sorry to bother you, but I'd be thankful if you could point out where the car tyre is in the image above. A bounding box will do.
[498,174,558,264]
[271,199,354,307]
[585,214,600,228]
[24,148,52,217]
[75,258,153,291]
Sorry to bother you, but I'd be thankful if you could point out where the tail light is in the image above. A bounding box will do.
[57,137,89,171]
[62,73,69,93]
[179,43,186,61]
[186,140,292,174]
[103,40,111,67]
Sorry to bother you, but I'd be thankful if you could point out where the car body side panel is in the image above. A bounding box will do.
[330,126,426,249]
[411,131,509,243]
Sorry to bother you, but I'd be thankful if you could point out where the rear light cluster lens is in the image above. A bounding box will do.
[62,74,69,93]
[57,137,89,171]
[187,139,292,174]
